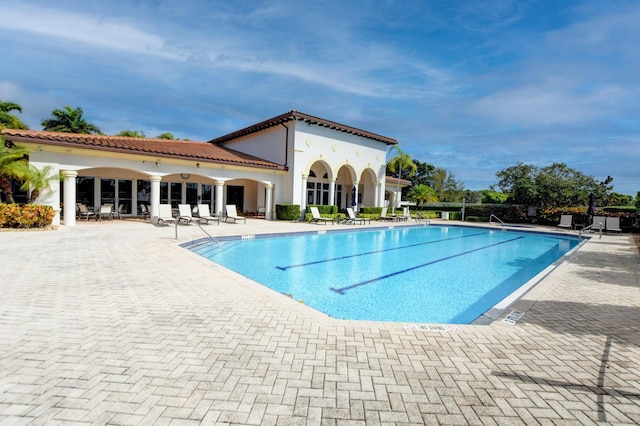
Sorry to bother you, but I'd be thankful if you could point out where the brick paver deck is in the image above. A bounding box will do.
[1,219,638,425]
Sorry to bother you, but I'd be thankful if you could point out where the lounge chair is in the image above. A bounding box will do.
[225,204,246,224]
[343,207,370,225]
[605,217,622,234]
[590,216,606,233]
[397,207,410,222]
[309,206,334,225]
[557,214,572,230]
[378,207,395,221]
[140,204,150,220]
[98,204,114,221]
[113,204,124,220]
[157,204,176,225]
[77,203,95,221]
[178,204,199,225]
[197,204,220,225]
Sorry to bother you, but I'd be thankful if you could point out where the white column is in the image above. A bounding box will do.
[373,180,380,208]
[62,170,77,227]
[150,175,161,224]
[265,183,273,221]
[215,181,224,217]
[301,174,308,213]
[328,178,336,207]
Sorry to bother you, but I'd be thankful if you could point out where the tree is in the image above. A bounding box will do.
[496,162,538,206]
[41,106,101,134]
[19,164,57,203]
[431,167,464,202]
[635,191,640,210]
[534,163,597,207]
[117,130,146,138]
[387,146,417,213]
[0,99,28,130]
[408,184,438,206]
[156,132,175,140]
[481,190,508,204]
[0,137,29,203]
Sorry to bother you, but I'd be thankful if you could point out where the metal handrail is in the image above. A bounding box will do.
[579,223,604,239]
[489,214,504,224]
[175,218,221,246]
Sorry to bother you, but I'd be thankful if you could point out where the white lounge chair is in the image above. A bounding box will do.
[343,207,370,225]
[397,207,410,222]
[309,206,334,225]
[378,207,395,221]
[178,204,199,225]
[225,204,246,224]
[605,217,622,234]
[197,204,220,225]
[557,214,572,230]
[77,203,95,221]
[157,204,176,225]
[590,216,606,233]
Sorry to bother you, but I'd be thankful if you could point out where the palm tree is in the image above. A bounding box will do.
[41,106,102,134]
[156,132,175,140]
[19,164,57,203]
[117,130,146,138]
[408,184,438,207]
[0,99,29,130]
[387,145,417,213]
[0,137,29,203]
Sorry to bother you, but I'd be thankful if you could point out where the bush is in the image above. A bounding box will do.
[603,206,637,213]
[275,204,300,221]
[0,204,56,228]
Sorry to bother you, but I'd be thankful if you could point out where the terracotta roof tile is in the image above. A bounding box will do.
[1,129,285,170]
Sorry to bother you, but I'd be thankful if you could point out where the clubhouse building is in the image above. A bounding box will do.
[2,110,408,226]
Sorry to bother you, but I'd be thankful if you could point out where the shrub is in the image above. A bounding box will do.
[275,204,300,221]
[0,204,55,228]
[306,205,337,215]
[603,206,637,213]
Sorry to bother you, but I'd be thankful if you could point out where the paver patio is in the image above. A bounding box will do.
[1,219,639,425]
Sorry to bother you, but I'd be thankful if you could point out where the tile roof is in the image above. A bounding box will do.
[208,110,398,146]
[385,176,412,186]
[1,129,285,171]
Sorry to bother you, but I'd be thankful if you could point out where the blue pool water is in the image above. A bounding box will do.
[186,225,580,324]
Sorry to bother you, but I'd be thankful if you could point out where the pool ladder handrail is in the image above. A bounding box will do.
[489,214,505,225]
[579,223,603,239]
[174,219,221,246]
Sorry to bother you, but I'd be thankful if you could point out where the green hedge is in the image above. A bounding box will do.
[275,204,300,221]
[0,204,56,228]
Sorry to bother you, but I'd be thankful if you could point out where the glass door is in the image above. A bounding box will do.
[117,179,132,214]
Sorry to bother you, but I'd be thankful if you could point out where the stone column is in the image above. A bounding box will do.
[374,180,380,207]
[61,170,78,227]
[301,174,308,214]
[150,175,162,224]
[328,178,336,207]
[265,183,273,221]
[215,181,225,217]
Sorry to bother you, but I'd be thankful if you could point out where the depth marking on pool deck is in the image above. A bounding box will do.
[275,232,487,271]
[329,236,525,295]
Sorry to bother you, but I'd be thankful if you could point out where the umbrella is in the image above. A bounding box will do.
[587,192,595,216]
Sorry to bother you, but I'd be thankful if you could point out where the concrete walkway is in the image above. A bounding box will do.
[1,219,639,425]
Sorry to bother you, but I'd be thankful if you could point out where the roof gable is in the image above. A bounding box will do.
[208,110,398,146]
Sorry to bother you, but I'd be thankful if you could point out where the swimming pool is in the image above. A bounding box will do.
[185,225,581,324]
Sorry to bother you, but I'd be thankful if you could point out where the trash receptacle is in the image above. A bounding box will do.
[441,211,449,220]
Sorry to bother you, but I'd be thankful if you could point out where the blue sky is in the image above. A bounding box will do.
[1,0,638,195]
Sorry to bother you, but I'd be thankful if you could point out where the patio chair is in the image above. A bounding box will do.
[140,204,150,220]
[557,214,573,230]
[378,207,395,221]
[98,204,114,221]
[77,203,95,221]
[605,217,622,234]
[178,204,198,225]
[397,207,410,222]
[113,204,124,220]
[309,206,334,225]
[343,207,370,225]
[157,204,176,225]
[197,204,220,225]
[590,216,606,233]
[225,204,246,224]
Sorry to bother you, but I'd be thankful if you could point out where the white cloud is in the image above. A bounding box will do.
[0,3,183,60]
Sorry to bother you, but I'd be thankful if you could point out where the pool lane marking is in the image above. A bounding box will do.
[329,236,525,295]
[275,232,487,271]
